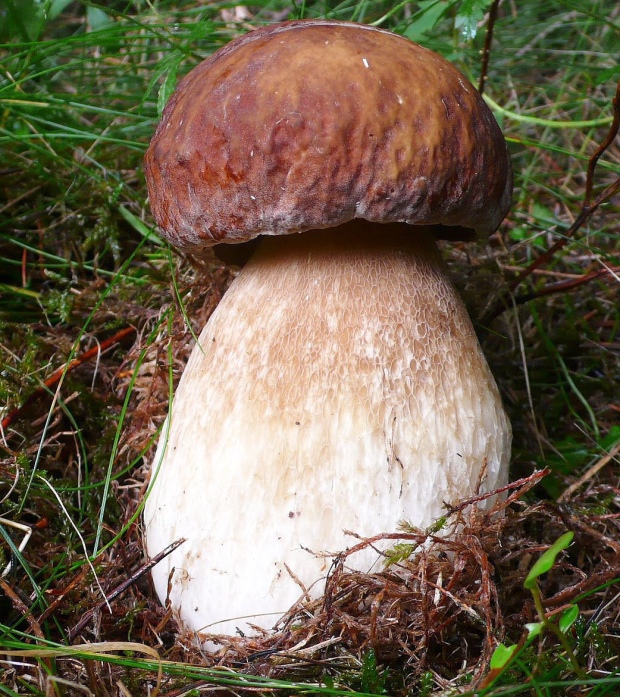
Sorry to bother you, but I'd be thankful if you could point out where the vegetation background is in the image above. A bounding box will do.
[0,0,618,695]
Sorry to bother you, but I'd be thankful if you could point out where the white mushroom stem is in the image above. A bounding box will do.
[143,223,511,638]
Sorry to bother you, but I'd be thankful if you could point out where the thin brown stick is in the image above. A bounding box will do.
[558,439,620,502]
[36,564,91,625]
[484,172,620,323]
[67,537,185,642]
[513,265,619,305]
[585,79,620,205]
[483,78,620,324]
[1,325,136,433]
[0,577,56,674]
[478,0,501,95]
[544,567,620,608]
[0,577,45,640]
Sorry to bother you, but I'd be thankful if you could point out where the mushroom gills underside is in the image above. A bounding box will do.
[143,224,511,638]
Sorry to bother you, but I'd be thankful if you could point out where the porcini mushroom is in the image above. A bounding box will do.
[143,19,512,639]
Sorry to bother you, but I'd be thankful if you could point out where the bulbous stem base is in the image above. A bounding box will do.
[144,222,511,638]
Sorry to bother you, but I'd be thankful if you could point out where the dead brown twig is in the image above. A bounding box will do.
[67,537,185,642]
[478,0,502,95]
[511,265,619,305]
[1,325,136,435]
[0,577,53,673]
[0,577,45,641]
[483,78,620,324]
[558,438,620,503]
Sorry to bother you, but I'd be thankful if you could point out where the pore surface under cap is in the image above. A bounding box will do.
[144,20,512,250]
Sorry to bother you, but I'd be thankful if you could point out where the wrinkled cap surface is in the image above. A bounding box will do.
[144,19,512,250]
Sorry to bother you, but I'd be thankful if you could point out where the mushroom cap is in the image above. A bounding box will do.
[144,19,512,251]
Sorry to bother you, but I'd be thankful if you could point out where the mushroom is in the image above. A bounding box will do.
[143,19,512,639]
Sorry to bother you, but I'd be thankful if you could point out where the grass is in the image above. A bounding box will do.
[1,0,619,694]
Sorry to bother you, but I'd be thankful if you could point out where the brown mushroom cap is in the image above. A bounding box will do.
[144,19,512,251]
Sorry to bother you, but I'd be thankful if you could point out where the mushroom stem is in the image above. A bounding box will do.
[144,221,511,637]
